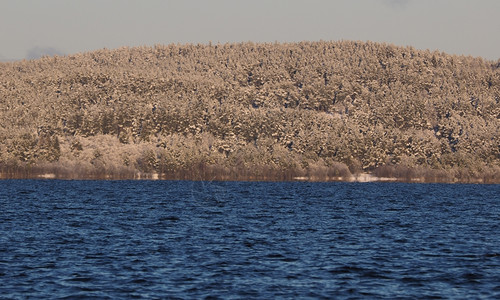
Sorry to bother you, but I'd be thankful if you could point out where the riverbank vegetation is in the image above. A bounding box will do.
[1,41,499,182]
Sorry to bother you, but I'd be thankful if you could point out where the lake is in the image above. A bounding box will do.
[1,180,499,299]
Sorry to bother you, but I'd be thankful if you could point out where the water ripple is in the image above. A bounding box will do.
[0,180,499,298]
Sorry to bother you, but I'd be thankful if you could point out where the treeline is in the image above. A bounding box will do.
[0,41,499,182]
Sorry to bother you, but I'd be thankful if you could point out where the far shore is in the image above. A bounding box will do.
[0,171,496,184]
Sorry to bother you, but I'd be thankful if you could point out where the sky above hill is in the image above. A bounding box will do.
[1,0,499,61]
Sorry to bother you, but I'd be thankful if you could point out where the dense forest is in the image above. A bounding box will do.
[0,41,499,182]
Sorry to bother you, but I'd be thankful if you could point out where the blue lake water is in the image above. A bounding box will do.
[0,180,499,299]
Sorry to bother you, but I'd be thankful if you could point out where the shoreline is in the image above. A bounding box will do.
[0,172,497,184]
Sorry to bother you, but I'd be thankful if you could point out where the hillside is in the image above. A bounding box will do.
[0,41,499,182]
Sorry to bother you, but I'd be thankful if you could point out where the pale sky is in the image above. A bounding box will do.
[1,0,499,61]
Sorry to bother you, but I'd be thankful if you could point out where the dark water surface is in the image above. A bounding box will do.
[1,180,499,299]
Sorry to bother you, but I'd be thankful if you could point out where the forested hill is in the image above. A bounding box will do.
[1,41,499,182]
